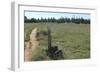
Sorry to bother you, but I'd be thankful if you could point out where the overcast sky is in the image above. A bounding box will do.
[24,11,90,19]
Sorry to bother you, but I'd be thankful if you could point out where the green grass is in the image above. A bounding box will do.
[24,23,90,61]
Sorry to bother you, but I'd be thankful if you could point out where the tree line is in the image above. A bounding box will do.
[24,16,90,24]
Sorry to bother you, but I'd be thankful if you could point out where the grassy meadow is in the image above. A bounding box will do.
[24,23,90,61]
